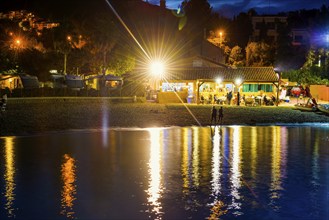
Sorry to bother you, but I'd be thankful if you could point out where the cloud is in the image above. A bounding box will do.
[213,0,325,17]
[164,0,326,18]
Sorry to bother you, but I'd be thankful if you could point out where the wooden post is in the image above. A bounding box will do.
[196,80,200,104]
[276,72,281,106]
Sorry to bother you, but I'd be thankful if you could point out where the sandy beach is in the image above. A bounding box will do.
[1,97,329,136]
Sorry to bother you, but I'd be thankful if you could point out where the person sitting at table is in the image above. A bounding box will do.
[263,95,269,105]
[213,94,219,104]
[200,95,205,104]
[271,94,276,102]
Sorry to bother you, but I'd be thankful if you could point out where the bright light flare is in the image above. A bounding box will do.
[235,78,242,86]
[150,61,165,77]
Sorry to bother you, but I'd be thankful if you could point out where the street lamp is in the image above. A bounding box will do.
[148,60,165,100]
[216,77,222,84]
[15,39,21,46]
[235,78,242,89]
[218,31,224,47]
[63,35,72,75]
[150,61,165,77]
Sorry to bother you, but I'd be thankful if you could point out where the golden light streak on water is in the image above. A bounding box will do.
[211,126,222,197]
[192,127,200,187]
[147,128,163,217]
[181,128,189,192]
[230,126,242,210]
[250,127,257,181]
[280,127,288,179]
[270,126,282,203]
[60,154,77,219]
[208,126,228,219]
[4,137,16,218]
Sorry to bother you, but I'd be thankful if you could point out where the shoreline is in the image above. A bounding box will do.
[1,98,329,136]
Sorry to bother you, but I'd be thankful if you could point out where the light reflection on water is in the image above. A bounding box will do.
[0,125,329,219]
[3,137,16,218]
[147,128,163,217]
[60,154,77,219]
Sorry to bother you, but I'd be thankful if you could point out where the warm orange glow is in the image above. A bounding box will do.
[60,154,77,219]
[4,137,16,218]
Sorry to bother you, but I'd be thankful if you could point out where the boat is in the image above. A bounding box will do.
[294,98,318,112]
[317,104,329,115]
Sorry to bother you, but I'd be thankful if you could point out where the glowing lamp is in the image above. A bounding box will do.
[216,77,222,84]
[235,78,242,86]
[150,61,165,77]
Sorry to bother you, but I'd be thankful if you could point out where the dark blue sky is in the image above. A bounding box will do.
[148,0,328,18]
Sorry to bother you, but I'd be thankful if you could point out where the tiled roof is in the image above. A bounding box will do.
[164,67,278,82]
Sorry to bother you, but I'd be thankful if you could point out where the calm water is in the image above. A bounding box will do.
[0,125,329,220]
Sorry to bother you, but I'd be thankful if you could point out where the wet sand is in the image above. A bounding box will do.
[1,98,329,136]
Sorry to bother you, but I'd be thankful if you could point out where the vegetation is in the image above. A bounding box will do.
[0,0,328,85]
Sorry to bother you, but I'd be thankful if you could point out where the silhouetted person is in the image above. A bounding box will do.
[211,106,217,125]
[227,91,233,105]
[237,92,240,106]
[200,95,204,104]
[305,85,312,98]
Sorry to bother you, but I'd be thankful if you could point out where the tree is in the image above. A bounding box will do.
[230,12,253,48]
[180,0,212,41]
[71,12,120,75]
[245,41,274,66]
[228,45,245,67]
[107,45,135,76]
[274,21,306,71]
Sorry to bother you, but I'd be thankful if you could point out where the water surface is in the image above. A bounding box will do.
[1,125,329,219]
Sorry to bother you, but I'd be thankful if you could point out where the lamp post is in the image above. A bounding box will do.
[150,61,165,90]
[149,60,165,101]
[219,31,223,47]
[11,37,23,65]
[63,35,72,75]
[234,78,242,105]
[216,30,224,48]
[276,72,281,106]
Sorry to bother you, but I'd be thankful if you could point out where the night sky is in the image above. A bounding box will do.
[1,0,328,19]
[150,0,328,18]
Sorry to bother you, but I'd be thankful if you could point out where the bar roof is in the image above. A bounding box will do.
[164,67,278,82]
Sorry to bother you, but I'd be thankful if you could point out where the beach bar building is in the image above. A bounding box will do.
[155,66,279,104]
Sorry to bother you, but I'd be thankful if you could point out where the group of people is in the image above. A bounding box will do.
[211,106,224,125]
